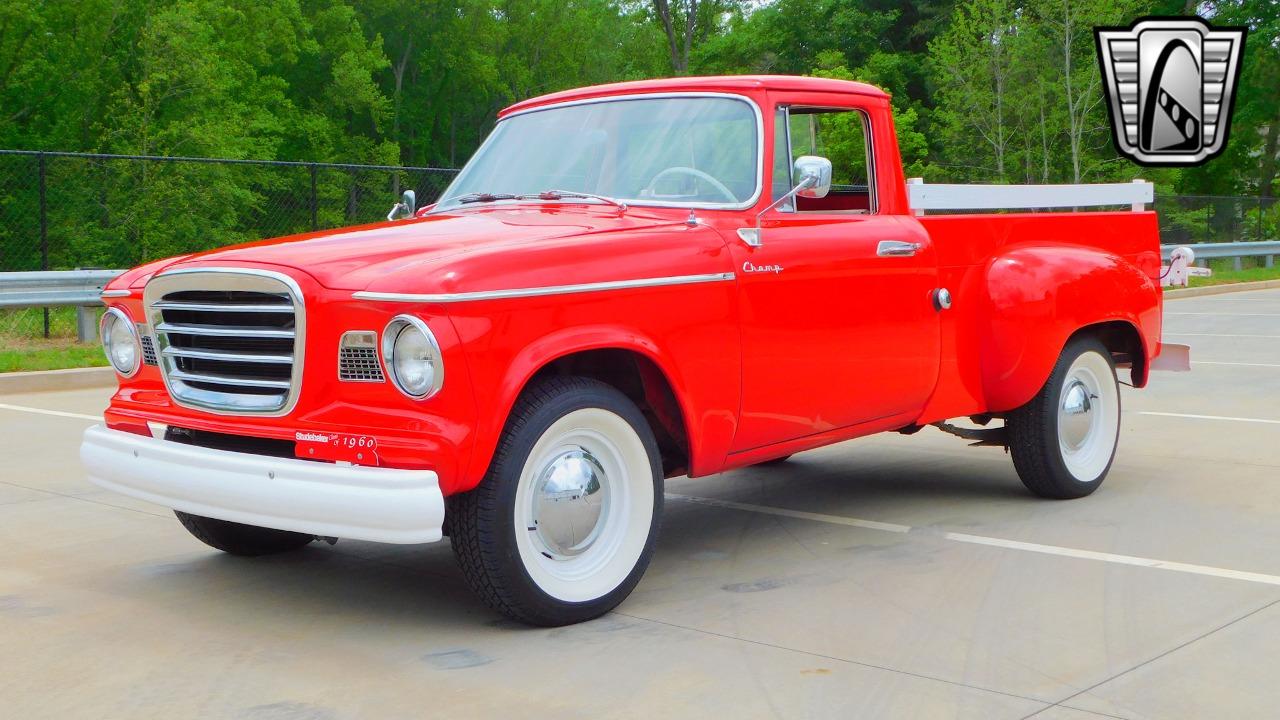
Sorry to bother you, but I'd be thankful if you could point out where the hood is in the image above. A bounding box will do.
[167,206,681,291]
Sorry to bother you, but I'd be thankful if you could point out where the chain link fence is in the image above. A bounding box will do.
[1154,193,1279,246]
[0,150,458,340]
[1153,193,1279,273]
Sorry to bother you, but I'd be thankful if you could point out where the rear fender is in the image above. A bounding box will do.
[980,246,1160,412]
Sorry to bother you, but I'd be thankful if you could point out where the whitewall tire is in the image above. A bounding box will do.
[449,376,662,626]
[1008,337,1121,499]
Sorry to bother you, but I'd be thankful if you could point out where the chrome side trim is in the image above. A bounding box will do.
[101,289,132,298]
[352,272,736,304]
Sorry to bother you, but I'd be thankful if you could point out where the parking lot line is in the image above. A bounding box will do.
[1193,361,1280,368]
[1138,411,1280,425]
[667,494,1280,588]
[1166,312,1280,317]
[667,493,913,533]
[0,402,100,422]
[1163,332,1280,339]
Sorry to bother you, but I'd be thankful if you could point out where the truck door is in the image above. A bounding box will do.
[727,102,941,452]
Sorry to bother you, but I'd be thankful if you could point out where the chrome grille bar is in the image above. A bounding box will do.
[169,369,292,389]
[151,300,294,313]
[145,269,305,416]
[162,346,294,364]
[155,322,295,339]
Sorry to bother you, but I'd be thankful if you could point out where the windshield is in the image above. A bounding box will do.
[435,96,760,211]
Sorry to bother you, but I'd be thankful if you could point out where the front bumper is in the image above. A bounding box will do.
[80,425,445,544]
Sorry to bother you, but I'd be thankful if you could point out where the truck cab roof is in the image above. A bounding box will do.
[501,75,890,118]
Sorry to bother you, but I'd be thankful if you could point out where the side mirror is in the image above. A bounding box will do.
[793,156,832,199]
[737,155,833,247]
[386,189,417,221]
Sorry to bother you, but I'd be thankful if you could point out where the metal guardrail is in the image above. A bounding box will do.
[0,269,125,340]
[1161,241,1279,271]
[0,269,124,308]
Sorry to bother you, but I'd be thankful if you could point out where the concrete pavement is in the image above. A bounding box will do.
[2,289,1278,719]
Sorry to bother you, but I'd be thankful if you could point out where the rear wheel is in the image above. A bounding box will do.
[1008,337,1120,499]
[449,376,662,626]
[175,512,314,556]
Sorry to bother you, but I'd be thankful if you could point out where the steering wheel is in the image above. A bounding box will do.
[642,166,738,203]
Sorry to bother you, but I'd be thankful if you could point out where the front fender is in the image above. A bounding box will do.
[456,322,736,492]
[980,246,1160,412]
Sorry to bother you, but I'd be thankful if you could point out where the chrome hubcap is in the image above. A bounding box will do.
[1059,379,1096,450]
[531,448,608,559]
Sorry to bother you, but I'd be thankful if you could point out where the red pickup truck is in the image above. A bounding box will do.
[83,75,1183,626]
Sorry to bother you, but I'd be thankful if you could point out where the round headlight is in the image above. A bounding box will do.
[382,315,443,399]
[100,308,141,377]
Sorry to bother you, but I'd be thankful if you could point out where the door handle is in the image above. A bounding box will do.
[877,240,921,257]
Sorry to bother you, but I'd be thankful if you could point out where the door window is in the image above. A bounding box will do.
[773,107,875,214]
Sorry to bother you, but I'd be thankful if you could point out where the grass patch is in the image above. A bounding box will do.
[1181,257,1280,288]
[0,306,110,372]
[0,339,108,373]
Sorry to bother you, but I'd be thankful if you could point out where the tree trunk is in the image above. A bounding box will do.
[994,69,1005,178]
[682,0,697,72]
[652,0,692,73]
[392,40,413,164]
[1039,84,1051,182]
[1260,120,1278,199]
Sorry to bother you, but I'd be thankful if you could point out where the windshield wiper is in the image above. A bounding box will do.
[518,189,628,213]
[452,192,518,204]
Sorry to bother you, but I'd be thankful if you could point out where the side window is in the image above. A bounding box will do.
[779,107,875,214]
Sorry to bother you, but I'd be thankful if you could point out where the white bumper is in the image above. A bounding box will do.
[80,425,445,544]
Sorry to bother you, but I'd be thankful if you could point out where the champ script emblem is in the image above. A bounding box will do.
[1095,17,1246,166]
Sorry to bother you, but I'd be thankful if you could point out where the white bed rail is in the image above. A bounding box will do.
[907,178,1153,216]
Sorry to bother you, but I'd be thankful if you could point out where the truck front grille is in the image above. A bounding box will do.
[144,270,305,415]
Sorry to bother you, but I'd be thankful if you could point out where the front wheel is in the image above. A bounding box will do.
[449,377,662,626]
[1007,337,1120,499]
[175,511,314,556]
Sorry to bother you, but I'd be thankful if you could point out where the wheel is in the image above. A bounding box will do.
[174,511,314,556]
[449,376,662,626]
[1008,336,1121,499]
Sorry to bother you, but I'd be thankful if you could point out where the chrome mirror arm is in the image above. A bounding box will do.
[387,189,417,221]
[737,175,816,248]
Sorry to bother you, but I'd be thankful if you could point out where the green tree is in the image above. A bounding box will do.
[928,0,1024,180]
